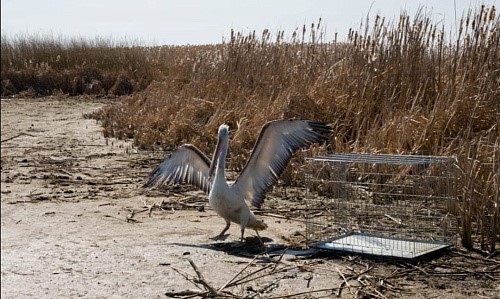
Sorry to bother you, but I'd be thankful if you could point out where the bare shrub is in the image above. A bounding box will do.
[1,79,17,96]
[109,74,134,96]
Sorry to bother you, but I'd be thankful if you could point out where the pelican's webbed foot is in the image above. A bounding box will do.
[210,233,229,241]
[210,219,231,241]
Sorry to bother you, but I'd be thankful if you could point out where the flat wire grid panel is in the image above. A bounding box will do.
[312,233,451,259]
[305,153,457,260]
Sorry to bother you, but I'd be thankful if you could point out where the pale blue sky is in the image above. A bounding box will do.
[1,0,495,45]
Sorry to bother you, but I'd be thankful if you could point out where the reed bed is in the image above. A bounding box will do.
[2,6,498,252]
[1,34,207,96]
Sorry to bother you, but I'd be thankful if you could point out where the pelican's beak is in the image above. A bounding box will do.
[209,135,224,178]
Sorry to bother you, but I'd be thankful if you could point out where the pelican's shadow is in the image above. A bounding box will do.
[171,236,289,259]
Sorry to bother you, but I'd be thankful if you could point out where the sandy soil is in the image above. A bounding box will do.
[1,97,499,298]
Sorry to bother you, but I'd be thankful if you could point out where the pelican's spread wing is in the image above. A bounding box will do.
[143,144,212,194]
[233,120,331,208]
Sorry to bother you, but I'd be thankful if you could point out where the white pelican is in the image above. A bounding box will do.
[144,119,331,241]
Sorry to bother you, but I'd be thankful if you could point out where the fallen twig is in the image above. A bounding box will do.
[271,246,288,272]
[384,214,402,225]
[168,264,198,282]
[452,250,500,264]
[141,198,184,216]
[126,210,136,222]
[428,263,500,279]
[185,258,218,296]
[27,189,43,198]
[164,289,209,298]
[227,264,280,287]
[103,214,141,224]
[486,251,499,260]
[142,198,164,217]
[218,256,258,292]
[357,288,388,299]
[408,263,429,276]
[335,266,353,296]
[1,132,36,143]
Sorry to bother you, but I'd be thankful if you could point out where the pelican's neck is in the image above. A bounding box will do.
[214,139,228,184]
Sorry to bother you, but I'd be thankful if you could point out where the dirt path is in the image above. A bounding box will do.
[1,98,499,298]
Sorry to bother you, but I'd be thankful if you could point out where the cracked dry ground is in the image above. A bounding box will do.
[1,97,499,298]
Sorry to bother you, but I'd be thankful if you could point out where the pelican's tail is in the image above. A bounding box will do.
[248,218,268,231]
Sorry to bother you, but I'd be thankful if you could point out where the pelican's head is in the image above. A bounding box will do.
[209,124,230,178]
[218,124,230,138]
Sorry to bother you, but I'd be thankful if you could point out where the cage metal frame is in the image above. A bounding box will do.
[305,153,458,260]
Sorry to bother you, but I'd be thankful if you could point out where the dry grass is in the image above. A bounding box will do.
[2,6,498,252]
[1,34,206,96]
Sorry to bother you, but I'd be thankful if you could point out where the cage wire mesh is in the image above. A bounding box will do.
[305,153,458,260]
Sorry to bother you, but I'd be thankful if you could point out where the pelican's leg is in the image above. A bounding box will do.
[211,219,231,241]
[255,230,268,256]
[240,227,246,242]
[255,230,265,246]
[239,217,251,242]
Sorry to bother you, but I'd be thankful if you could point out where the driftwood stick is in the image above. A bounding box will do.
[388,267,418,278]
[335,266,353,295]
[1,132,36,143]
[409,264,429,276]
[373,288,389,299]
[167,265,201,287]
[164,289,209,298]
[452,250,500,264]
[487,250,499,260]
[103,214,140,224]
[227,264,275,287]
[218,256,258,292]
[185,258,218,296]
[271,246,288,272]
[384,214,402,225]
[358,289,387,299]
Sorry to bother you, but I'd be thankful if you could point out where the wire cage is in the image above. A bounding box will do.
[305,153,458,261]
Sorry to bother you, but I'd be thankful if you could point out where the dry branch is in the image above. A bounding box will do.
[103,214,141,224]
[185,258,218,296]
[218,256,258,292]
[164,289,209,298]
[335,266,353,296]
[1,133,36,143]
